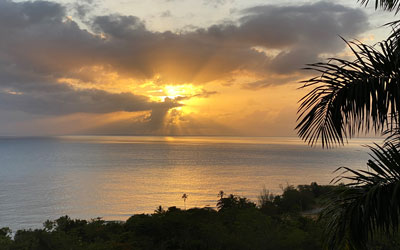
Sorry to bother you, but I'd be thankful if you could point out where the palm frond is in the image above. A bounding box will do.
[383,119,400,147]
[321,144,400,249]
[385,20,400,51]
[359,0,400,13]
[297,38,400,147]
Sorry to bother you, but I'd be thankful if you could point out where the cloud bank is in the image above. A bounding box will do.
[0,0,369,134]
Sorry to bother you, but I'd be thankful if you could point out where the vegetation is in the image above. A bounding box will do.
[320,145,400,249]
[1,183,399,250]
[296,0,400,249]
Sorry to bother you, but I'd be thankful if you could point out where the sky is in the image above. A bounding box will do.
[0,0,397,136]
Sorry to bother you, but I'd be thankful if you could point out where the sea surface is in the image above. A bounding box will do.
[0,136,382,231]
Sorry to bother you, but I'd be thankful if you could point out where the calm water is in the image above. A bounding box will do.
[0,136,380,230]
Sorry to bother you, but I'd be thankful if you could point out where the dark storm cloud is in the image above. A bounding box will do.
[0,0,369,116]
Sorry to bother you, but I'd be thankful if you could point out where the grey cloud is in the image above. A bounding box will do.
[0,0,64,27]
[194,1,369,74]
[0,0,369,117]
[242,75,300,90]
[84,99,180,135]
[86,1,368,83]
[0,0,179,119]
[71,0,96,20]
[160,10,172,18]
[2,0,369,82]
[203,0,234,7]
[92,15,147,39]
[84,109,236,136]
[174,90,218,101]
[0,87,179,115]
[242,79,272,90]
[269,48,317,74]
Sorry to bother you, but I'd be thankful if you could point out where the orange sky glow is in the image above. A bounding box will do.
[0,0,396,136]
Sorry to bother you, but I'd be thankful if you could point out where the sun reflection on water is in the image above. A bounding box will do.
[0,136,375,229]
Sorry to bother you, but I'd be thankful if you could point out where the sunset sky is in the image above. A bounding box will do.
[0,0,397,136]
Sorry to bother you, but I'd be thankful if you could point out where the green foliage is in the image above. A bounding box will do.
[217,194,256,211]
[1,185,334,250]
[0,227,12,250]
[257,183,336,217]
[296,37,400,147]
[258,187,279,216]
[276,186,315,213]
[296,1,400,248]
[7,183,399,250]
[321,144,400,250]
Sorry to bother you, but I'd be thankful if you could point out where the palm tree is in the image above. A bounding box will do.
[296,0,400,248]
[359,0,400,13]
[322,145,400,249]
[182,193,188,210]
[296,35,400,148]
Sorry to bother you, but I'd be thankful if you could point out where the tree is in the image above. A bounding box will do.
[296,33,400,148]
[296,0,400,248]
[217,194,256,211]
[322,144,400,249]
[182,193,188,210]
[359,0,400,13]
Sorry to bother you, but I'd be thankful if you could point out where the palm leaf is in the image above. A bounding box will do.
[297,38,400,147]
[321,144,400,249]
[383,123,400,147]
[359,0,400,13]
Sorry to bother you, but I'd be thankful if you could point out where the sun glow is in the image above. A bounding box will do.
[58,72,215,133]
[138,83,206,113]
[163,84,201,100]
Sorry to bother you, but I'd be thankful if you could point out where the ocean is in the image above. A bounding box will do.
[0,136,380,231]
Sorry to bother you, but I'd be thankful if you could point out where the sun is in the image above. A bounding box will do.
[164,85,182,99]
[162,84,204,115]
[135,81,207,115]
[163,84,200,99]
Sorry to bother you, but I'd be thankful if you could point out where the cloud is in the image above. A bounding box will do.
[174,90,218,101]
[91,1,367,84]
[71,0,96,20]
[238,2,368,74]
[0,1,175,118]
[0,88,178,115]
[0,0,369,122]
[187,1,368,77]
[203,0,234,8]
[160,10,172,18]
[241,75,301,90]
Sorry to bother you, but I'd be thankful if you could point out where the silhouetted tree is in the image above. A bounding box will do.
[322,144,400,249]
[217,194,256,211]
[297,0,400,248]
[182,193,188,210]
